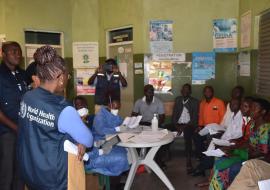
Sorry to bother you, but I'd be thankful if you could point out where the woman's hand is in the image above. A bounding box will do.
[77,144,86,161]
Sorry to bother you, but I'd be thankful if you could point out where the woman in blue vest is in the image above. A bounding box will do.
[18,46,93,190]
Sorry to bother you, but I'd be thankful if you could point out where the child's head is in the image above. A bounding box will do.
[73,96,89,117]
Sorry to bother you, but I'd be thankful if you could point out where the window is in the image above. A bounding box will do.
[24,30,64,66]
[256,11,270,96]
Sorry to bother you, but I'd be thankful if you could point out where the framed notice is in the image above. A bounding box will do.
[73,42,99,68]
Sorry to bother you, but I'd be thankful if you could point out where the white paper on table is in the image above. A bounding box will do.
[118,133,137,143]
[258,179,270,190]
[212,138,235,147]
[129,129,168,143]
[203,148,225,157]
[63,140,89,161]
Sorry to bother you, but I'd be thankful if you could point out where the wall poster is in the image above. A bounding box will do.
[73,42,99,68]
[192,52,216,84]
[149,20,173,54]
[75,68,96,95]
[213,19,237,52]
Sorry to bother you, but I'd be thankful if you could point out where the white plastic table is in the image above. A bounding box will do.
[118,131,175,190]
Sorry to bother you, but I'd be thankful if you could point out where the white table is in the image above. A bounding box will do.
[118,131,175,190]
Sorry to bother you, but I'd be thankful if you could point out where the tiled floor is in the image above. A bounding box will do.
[131,139,209,190]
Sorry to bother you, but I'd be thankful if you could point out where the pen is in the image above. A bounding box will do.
[127,135,135,140]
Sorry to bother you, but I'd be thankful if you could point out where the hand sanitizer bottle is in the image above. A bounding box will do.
[151,114,159,131]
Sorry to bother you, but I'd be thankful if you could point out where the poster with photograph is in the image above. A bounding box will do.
[73,42,99,68]
[241,11,251,48]
[213,19,237,52]
[149,20,173,54]
[192,52,216,84]
[238,52,250,76]
[75,68,95,95]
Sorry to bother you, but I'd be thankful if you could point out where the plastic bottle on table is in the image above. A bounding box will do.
[151,114,159,131]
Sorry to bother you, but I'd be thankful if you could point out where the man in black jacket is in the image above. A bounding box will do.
[171,83,199,172]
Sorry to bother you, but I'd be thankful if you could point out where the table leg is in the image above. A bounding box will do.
[124,148,139,190]
[143,146,175,190]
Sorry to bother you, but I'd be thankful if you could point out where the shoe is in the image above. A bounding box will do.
[191,170,205,177]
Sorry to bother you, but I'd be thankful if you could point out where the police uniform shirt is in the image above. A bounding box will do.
[0,62,28,134]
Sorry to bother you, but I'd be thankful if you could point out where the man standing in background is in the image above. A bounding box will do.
[171,83,199,173]
[88,58,127,113]
[0,41,28,190]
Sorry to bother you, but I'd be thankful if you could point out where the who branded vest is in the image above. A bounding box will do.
[18,87,70,190]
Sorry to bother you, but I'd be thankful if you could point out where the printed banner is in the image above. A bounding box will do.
[75,68,95,95]
[73,42,99,68]
[213,19,237,52]
[241,11,251,48]
[192,52,216,84]
[149,20,173,53]
[152,53,185,62]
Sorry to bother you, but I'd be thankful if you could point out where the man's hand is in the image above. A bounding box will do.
[112,65,120,74]
[77,144,86,161]
[96,66,104,74]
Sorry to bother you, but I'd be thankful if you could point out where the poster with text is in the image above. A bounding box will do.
[75,68,95,95]
[150,20,173,54]
[238,52,250,76]
[241,11,251,48]
[213,19,237,52]
[73,42,99,68]
[192,52,215,84]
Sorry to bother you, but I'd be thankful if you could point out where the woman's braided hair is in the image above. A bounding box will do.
[35,45,66,82]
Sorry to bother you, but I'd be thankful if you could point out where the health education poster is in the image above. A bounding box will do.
[149,20,173,54]
[72,42,99,68]
[192,52,216,84]
[238,52,250,76]
[75,68,95,95]
[241,11,251,48]
[213,19,237,52]
[144,53,186,93]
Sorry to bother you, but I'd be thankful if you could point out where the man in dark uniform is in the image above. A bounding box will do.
[0,41,28,190]
[88,59,127,113]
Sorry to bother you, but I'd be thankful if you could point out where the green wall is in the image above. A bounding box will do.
[237,0,270,97]
[142,0,239,53]
[1,0,269,107]
[98,0,240,102]
[0,0,73,56]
